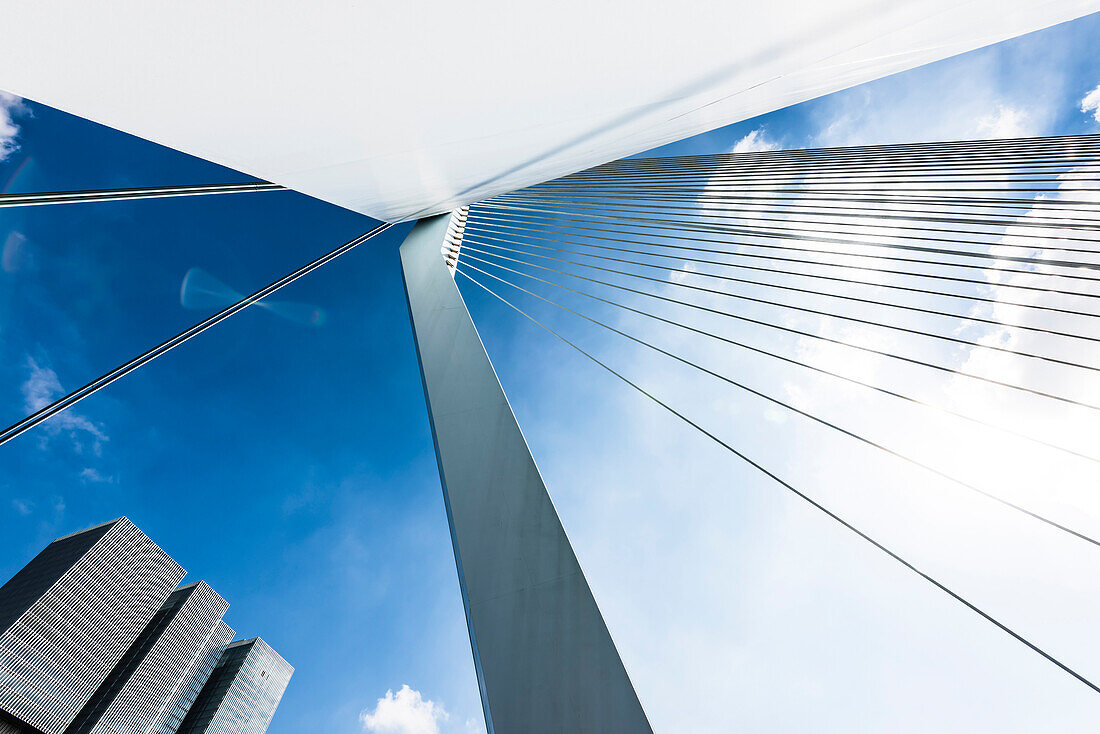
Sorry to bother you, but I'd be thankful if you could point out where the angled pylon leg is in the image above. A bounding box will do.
[400,214,651,734]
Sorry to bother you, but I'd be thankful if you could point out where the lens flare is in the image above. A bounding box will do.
[180,267,326,327]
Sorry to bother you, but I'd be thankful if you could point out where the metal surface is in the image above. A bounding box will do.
[64,582,230,734]
[0,520,289,734]
[0,223,392,448]
[400,215,651,733]
[0,182,281,209]
[3,2,1100,221]
[0,519,184,734]
[455,265,1100,697]
[176,638,292,734]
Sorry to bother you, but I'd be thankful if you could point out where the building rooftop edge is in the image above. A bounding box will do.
[51,517,126,543]
[226,637,294,672]
[173,580,230,611]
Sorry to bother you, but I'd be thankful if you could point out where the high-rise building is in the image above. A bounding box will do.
[64,582,231,734]
[0,520,290,734]
[175,639,292,734]
[156,622,233,734]
[0,519,184,734]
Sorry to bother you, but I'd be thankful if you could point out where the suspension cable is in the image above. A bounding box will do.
[0,181,284,208]
[455,265,1100,696]
[457,240,1100,375]
[0,223,393,447]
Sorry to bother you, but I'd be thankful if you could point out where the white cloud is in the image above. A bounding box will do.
[731,128,780,154]
[21,356,109,454]
[359,685,448,734]
[811,48,1065,149]
[473,67,1100,730]
[11,499,33,516]
[1081,83,1100,122]
[79,467,113,484]
[668,261,697,283]
[22,356,65,412]
[0,91,28,161]
[2,231,34,273]
[976,104,1034,139]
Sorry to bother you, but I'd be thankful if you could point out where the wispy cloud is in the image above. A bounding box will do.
[0,91,29,161]
[21,356,109,454]
[976,104,1034,138]
[2,231,35,274]
[811,44,1069,149]
[9,496,65,521]
[479,33,1100,732]
[79,467,114,484]
[1082,83,1100,122]
[359,685,448,734]
[668,261,697,284]
[22,356,64,412]
[731,128,779,153]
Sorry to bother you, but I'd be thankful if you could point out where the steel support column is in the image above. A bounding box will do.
[400,214,651,734]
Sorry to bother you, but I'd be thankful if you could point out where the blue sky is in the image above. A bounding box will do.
[3,12,1100,734]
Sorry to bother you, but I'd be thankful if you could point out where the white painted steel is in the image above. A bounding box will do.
[1,2,1098,221]
[400,216,651,733]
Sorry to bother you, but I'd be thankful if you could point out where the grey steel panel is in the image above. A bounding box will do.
[400,215,651,734]
[0,523,115,639]
[175,638,291,734]
[0,520,184,734]
[64,581,229,734]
